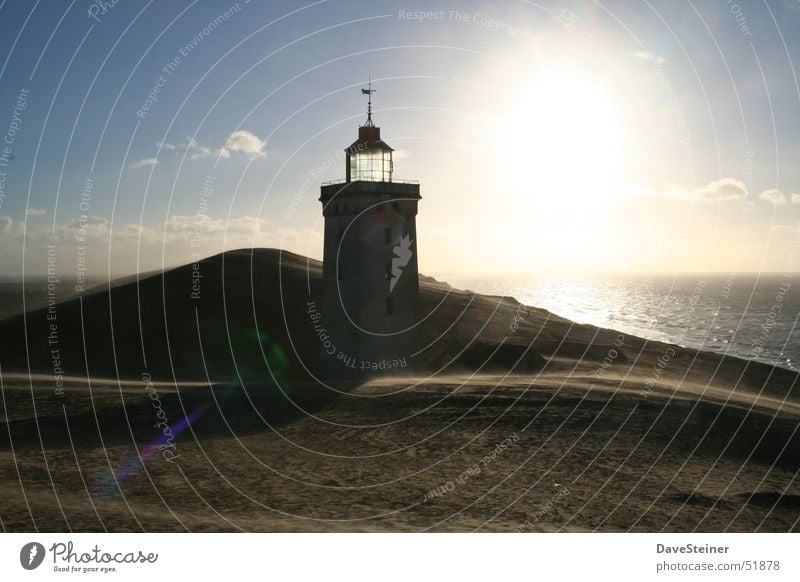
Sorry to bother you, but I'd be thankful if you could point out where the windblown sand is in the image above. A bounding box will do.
[1,370,797,532]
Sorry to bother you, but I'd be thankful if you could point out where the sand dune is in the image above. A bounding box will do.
[0,248,798,531]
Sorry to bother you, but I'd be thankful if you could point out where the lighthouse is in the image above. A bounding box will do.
[318,81,421,381]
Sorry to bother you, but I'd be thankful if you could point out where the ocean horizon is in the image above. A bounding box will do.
[448,273,798,371]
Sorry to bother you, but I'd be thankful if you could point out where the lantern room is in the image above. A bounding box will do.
[346,124,393,182]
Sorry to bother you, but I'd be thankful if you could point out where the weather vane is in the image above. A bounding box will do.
[361,75,376,127]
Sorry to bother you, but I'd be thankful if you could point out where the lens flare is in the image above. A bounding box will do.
[93,403,209,498]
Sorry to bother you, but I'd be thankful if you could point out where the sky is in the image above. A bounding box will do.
[1,0,800,280]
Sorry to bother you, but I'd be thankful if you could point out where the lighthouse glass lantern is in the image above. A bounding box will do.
[346,125,393,182]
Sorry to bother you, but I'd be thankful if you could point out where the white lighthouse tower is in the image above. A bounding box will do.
[318,81,421,381]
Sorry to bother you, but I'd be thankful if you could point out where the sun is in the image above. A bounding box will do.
[474,68,632,269]
[500,70,628,210]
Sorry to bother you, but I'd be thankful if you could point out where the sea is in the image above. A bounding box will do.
[449,274,799,371]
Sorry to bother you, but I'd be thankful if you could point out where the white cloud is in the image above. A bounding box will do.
[758,189,788,204]
[634,51,666,66]
[25,208,46,216]
[130,157,160,169]
[0,215,25,236]
[71,216,108,228]
[791,193,800,205]
[693,177,749,201]
[770,224,798,233]
[50,216,110,243]
[181,138,214,159]
[155,131,265,161]
[158,139,227,159]
[163,214,267,240]
[189,145,214,160]
[621,178,756,203]
[623,178,750,202]
[223,130,266,157]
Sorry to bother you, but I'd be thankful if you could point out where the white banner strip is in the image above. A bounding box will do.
[0,533,797,580]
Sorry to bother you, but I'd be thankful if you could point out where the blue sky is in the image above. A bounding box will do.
[2,0,800,278]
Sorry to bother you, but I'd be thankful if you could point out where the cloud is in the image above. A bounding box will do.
[693,177,748,201]
[49,216,110,244]
[758,189,788,204]
[156,138,230,159]
[69,216,109,228]
[623,178,750,202]
[223,130,266,157]
[633,51,666,66]
[187,142,231,160]
[25,208,46,216]
[163,214,266,239]
[130,157,159,169]
[155,131,265,161]
[770,224,798,234]
[0,215,25,236]
[756,189,800,205]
